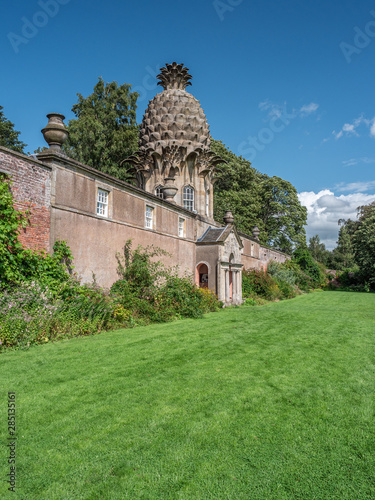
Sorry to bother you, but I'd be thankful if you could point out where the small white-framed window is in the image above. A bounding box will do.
[155,185,164,199]
[178,217,185,238]
[205,190,210,216]
[183,185,194,211]
[145,205,154,229]
[97,189,109,217]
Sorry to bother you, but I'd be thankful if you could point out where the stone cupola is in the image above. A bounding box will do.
[126,62,223,219]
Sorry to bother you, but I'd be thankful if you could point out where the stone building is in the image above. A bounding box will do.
[0,63,287,305]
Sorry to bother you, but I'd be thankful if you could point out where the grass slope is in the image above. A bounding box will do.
[1,291,375,499]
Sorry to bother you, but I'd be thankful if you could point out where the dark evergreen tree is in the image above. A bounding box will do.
[0,106,27,153]
[63,78,139,181]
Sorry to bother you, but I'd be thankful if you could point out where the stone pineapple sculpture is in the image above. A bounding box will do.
[126,62,223,216]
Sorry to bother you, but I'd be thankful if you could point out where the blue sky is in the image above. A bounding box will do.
[2,0,375,248]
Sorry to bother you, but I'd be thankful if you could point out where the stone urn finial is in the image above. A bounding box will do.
[41,113,68,151]
[223,210,234,224]
[252,226,260,240]
[162,177,178,204]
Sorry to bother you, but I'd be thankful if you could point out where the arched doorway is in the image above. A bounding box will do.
[196,263,209,289]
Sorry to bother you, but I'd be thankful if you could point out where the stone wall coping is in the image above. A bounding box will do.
[0,146,52,172]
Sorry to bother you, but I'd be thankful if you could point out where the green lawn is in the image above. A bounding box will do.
[1,291,375,499]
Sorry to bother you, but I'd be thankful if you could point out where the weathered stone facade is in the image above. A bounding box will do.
[0,62,289,305]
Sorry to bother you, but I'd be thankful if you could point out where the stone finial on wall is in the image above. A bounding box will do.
[252,226,260,240]
[223,210,234,224]
[162,177,178,204]
[41,113,68,151]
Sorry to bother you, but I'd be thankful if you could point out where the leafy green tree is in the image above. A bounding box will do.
[352,202,375,287]
[0,106,27,153]
[257,175,307,252]
[308,235,331,266]
[211,140,307,252]
[63,78,139,181]
[212,139,264,235]
[330,220,357,270]
[211,139,260,192]
[293,247,325,287]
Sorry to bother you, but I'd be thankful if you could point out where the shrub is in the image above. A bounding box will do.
[242,269,281,301]
[292,248,325,288]
[0,174,74,290]
[57,282,115,324]
[332,269,371,292]
[267,260,296,285]
[111,242,221,323]
[0,279,123,352]
[267,261,298,299]
[114,240,169,299]
[241,257,322,304]
[281,260,313,292]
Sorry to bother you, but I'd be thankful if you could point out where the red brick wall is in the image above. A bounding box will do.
[0,148,52,253]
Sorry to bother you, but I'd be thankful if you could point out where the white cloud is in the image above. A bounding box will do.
[298,189,375,250]
[299,102,319,116]
[333,115,374,139]
[258,100,286,120]
[342,157,375,167]
[370,119,375,138]
[335,181,375,193]
[258,100,319,121]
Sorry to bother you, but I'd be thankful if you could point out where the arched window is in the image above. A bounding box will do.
[183,185,194,211]
[196,263,208,289]
[205,190,210,216]
[155,185,164,199]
